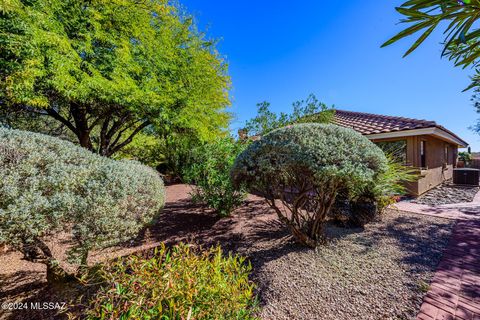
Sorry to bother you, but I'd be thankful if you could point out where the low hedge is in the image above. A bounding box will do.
[0,128,165,281]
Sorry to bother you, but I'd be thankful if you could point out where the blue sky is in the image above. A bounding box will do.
[181,1,480,151]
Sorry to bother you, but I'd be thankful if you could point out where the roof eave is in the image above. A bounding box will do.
[364,127,468,148]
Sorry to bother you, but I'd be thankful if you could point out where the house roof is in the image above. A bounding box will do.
[333,109,468,147]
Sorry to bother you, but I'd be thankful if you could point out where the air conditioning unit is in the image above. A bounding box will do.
[453,168,480,186]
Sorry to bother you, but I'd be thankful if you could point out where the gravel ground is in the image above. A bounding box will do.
[0,185,454,320]
[413,180,479,206]
[244,211,453,320]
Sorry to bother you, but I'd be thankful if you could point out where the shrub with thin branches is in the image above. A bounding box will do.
[231,123,388,247]
[184,137,248,217]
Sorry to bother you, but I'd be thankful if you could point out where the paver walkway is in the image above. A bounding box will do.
[393,191,480,320]
[417,220,480,320]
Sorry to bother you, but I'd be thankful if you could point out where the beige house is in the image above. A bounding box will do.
[334,110,469,195]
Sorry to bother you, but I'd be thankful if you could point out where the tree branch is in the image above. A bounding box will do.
[46,108,78,135]
[108,120,150,156]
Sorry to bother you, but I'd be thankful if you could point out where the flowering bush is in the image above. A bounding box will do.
[82,244,257,320]
[0,128,165,282]
[231,123,388,247]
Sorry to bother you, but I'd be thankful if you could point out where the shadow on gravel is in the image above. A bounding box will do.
[361,215,452,274]
[132,198,305,264]
[0,274,98,320]
[0,271,45,301]
[143,199,222,244]
[3,187,454,320]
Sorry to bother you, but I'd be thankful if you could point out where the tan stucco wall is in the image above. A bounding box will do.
[371,135,458,196]
[413,135,456,195]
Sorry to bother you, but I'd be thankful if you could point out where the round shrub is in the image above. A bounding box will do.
[82,243,257,320]
[231,123,388,247]
[0,128,165,281]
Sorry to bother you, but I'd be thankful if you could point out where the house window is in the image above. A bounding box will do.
[445,145,449,165]
[375,140,407,164]
[420,141,426,168]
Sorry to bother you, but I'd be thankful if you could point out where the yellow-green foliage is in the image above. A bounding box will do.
[1,0,231,155]
[83,244,257,320]
[113,131,164,168]
[367,153,418,211]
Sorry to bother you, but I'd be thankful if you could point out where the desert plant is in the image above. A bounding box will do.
[81,243,257,320]
[2,0,231,156]
[184,137,248,217]
[368,153,418,210]
[458,151,473,165]
[0,128,165,282]
[231,123,388,247]
[332,152,418,227]
[337,152,418,227]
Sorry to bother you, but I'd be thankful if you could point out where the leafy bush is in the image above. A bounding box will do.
[82,243,257,320]
[184,137,247,217]
[0,128,165,282]
[458,151,473,165]
[231,123,388,247]
[368,153,418,210]
[113,130,164,169]
[332,153,418,227]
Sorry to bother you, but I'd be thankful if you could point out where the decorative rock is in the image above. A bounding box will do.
[413,180,479,206]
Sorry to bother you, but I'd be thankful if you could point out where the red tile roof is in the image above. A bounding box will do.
[333,110,435,134]
[333,109,468,146]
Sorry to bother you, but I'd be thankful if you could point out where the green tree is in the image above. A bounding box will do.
[114,127,222,180]
[0,0,230,156]
[244,94,334,136]
[458,150,473,163]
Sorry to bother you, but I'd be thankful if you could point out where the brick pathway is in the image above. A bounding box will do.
[417,220,480,320]
[393,191,480,319]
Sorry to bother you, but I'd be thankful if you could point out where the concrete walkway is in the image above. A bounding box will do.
[393,191,480,319]
[394,191,480,221]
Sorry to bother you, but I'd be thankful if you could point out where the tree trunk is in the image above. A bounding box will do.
[70,103,94,151]
[45,259,75,284]
[29,239,76,284]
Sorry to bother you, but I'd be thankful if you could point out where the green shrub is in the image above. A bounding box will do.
[113,130,164,169]
[332,153,418,227]
[458,151,473,165]
[0,128,165,282]
[184,137,247,217]
[231,123,388,247]
[368,153,418,209]
[82,243,257,320]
